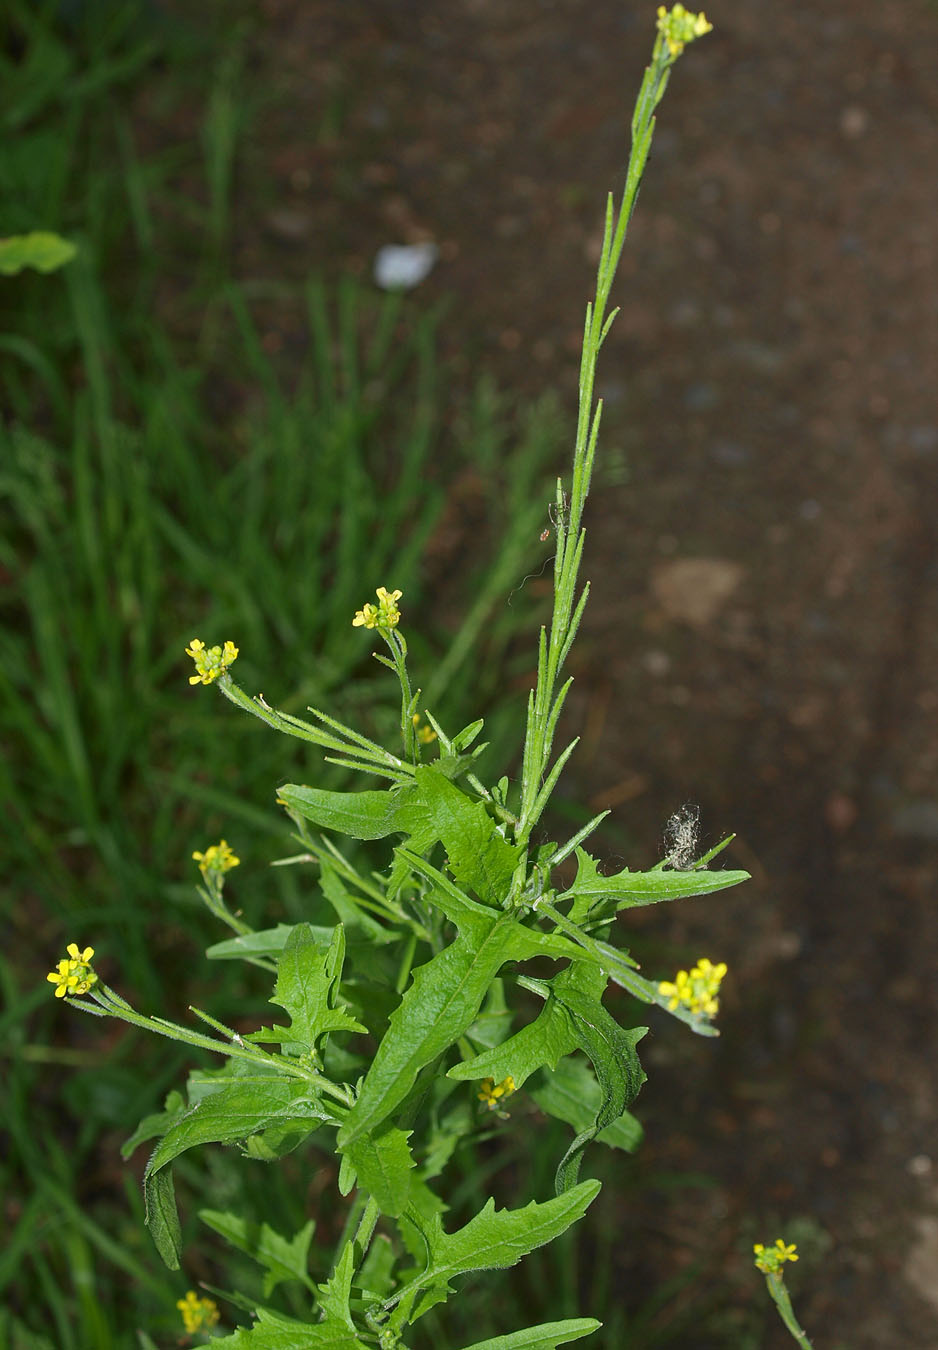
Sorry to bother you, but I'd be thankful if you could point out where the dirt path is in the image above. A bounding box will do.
[200,1,938,1341]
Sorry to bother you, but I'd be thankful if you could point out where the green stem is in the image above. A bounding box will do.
[765,1273,815,1348]
[353,1194,381,1256]
[70,984,353,1107]
[516,40,682,847]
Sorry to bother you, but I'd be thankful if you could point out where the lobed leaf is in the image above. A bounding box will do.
[561,847,749,923]
[270,923,366,1052]
[199,1211,316,1297]
[448,993,577,1090]
[211,1308,368,1348]
[393,1181,600,1326]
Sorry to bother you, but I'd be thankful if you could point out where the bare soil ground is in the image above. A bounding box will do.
[166,1,938,1343]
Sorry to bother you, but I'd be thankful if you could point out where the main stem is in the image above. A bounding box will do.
[516,35,678,850]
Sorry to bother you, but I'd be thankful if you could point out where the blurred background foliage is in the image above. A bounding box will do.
[0,2,580,1343]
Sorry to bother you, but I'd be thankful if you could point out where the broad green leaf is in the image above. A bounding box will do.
[281,768,522,907]
[199,1211,316,1297]
[562,847,749,922]
[393,1181,600,1327]
[459,1319,602,1349]
[121,1089,186,1159]
[207,924,335,961]
[241,1119,318,1161]
[398,766,521,904]
[339,855,596,1149]
[212,1308,368,1348]
[146,1078,332,1177]
[144,1166,181,1270]
[339,922,505,1149]
[344,1123,415,1217]
[0,232,76,275]
[270,924,366,1052]
[529,1057,642,1153]
[277,784,409,840]
[449,992,577,1090]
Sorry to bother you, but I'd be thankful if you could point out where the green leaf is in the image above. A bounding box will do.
[212,1308,368,1348]
[458,1319,603,1349]
[144,1166,181,1270]
[392,1181,600,1328]
[199,1211,316,1297]
[339,854,594,1150]
[207,924,336,961]
[277,784,409,840]
[146,1077,332,1177]
[449,993,577,1090]
[0,232,77,275]
[529,1056,642,1154]
[466,977,514,1050]
[399,766,521,904]
[317,1237,358,1329]
[282,768,522,907]
[344,1123,415,1217]
[561,847,749,922]
[319,857,395,942]
[270,924,366,1052]
[548,964,646,1191]
[121,1089,186,1159]
[339,922,505,1149]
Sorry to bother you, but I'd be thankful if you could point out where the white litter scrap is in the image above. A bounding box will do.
[373,242,438,290]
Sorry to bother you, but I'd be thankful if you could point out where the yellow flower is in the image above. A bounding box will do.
[352,587,403,630]
[412,713,438,744]
[657,956,727,1018]
[46,944,97,999]
[656,4,713,57]
[192,839,240,877]
[185,638,239,686]
[478,1075,516,1111]
[176,1289,220,1333]
[754,1239,799,1274]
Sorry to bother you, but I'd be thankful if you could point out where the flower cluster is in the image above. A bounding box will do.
[658,956,727,1018]
[656,4,713,57]
[478,1075,516,1111]
[754,1239,799,1275]
[192,839,240,878]
[176,1290,220,1334]
[46,944,97,999]
[185,638,239,686]
[352,586,403,631]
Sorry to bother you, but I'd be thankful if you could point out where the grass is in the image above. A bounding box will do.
[1,3,567,1340]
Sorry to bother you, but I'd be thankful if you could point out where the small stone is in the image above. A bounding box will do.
[373,242,438,290]
[651,557,745,627]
